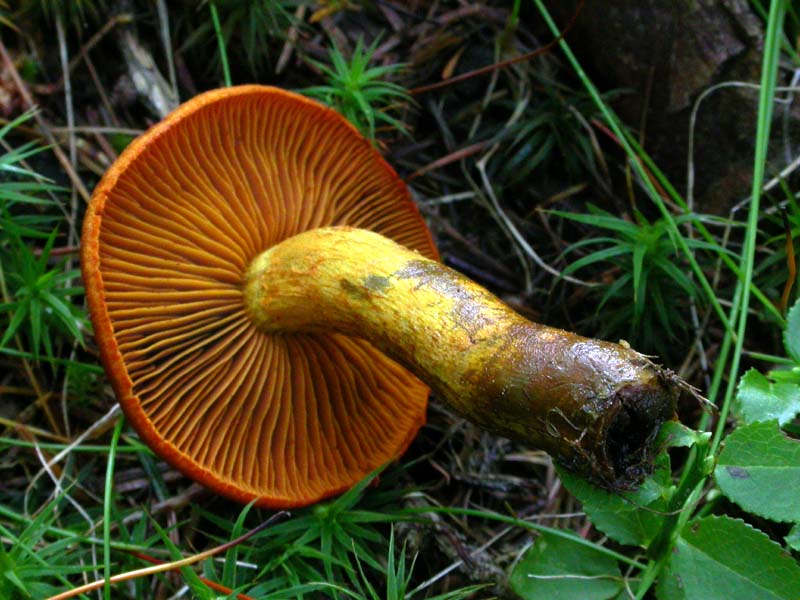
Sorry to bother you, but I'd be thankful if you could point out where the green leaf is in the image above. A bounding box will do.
[632,241,646,306]
[29,298,41,358]
[633,271,649,326]
[665,516,800,599]
[735,368,800,425]
[1,303,28,347]
[784,297,800,362]
[596,273,631,312]
[509,531,623,600]
[222,501,256,590]
[43,292,84,345]
[655,421,710,449]
[551,207,639,235]
[655,559,686,600]
[557,456,672,547]
[715,420,800,522]
[0,544,30,596]
[654,258,699,299]
[786,524,800,552]
[561,245,632,276]
[150,517,211,597]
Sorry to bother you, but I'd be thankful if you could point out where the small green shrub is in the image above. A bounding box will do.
[553,205,726,357]
[302,38,411,141]
[0,112,87,361]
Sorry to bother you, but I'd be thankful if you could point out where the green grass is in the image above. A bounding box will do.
[551,205,730,357]
[12,0,107,31]
[0,113,86,362]
[180,0,297,78]
[209,0,232,88]
[0,497,94,599]
[0,227,86,361]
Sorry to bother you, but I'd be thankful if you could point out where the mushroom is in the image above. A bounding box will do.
[82,85,681,508]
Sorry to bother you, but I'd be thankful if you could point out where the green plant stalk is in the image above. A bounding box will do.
[710,0,786,455]
[400,506,646,570]
[669,330,731,525]
[103,415,125,600]
[0,437,149,453]
[531,0,732,338]
[744,350,797,365]
[222,501,257,592]
[750,0,800,63]
[0,346,103,370]
[672,1,787,500]
[209,1,232,87]
[647,2,786,598]
[636,478,709,599]
[623,135,783,326]
[529,9,768,513]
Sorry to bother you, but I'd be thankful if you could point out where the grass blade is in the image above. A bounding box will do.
[104,415,125,600]
[209,0,232,87]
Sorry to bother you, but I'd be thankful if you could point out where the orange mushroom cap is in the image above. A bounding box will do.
[82,85,438,508]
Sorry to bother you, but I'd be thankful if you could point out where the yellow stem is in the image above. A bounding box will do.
[245,227,681,487]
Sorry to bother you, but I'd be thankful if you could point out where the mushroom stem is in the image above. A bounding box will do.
[244,226,679,487]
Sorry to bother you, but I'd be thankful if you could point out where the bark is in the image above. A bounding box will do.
[551,0,787,214]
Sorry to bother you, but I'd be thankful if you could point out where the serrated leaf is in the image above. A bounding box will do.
[557,455,672,547]
[509,531,623,600]
[735,368,800,425]
[715,420,800,522]
[786,524,800,552]
[784,297,800,362]
[667,516,800,599]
